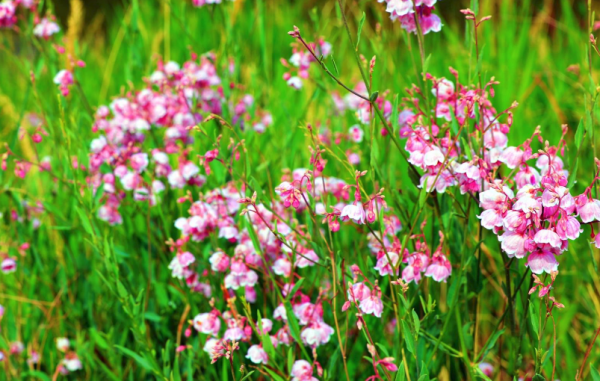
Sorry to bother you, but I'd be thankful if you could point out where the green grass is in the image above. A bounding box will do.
[1,0,600,380]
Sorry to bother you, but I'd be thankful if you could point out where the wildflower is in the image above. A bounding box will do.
[478,362,494,377]
[54,70,74,96]
[33,18,60,39]
[1,257,16,273]
[376,357,399,372]
[10,341,24,355]
[168,252,195,279]
[526,250,559,275]
[245,345,268,364]
[62,352,82,372]
[193,312,221,336]
[359,287,384,318]
[291,359,318,381]
[56,337,70,352]
[0,1,16,28]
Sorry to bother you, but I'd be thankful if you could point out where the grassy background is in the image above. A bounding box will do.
[1,0,600,380]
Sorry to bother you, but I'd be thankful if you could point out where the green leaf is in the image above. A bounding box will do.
[285,278,305,301]
[590,365,600,381]
[394,362,406,381]
[422,53,432,75]
[412,310,420,334]
[392,94,400,135]
[144,312,162,322]
[114,345,154,371]
[574,118,585,149]
[480,328,505,359]
[240,371,256,381]
[529,303,539,338]
[532,374,546,381]
[401,320,415,354]
[245,216,263,255]
[356,12,366,49]
[284,300,302,344]
[287,347,295,374]
[264,367,286,381]
[75,206,94,236]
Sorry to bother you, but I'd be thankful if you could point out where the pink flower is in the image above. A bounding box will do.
[33,18,61,39]
[340,203,366,224]
[478,209,505,229]
[272,257,292,277]
[287,76,303,89]
[359,293,384,318]
[53,70,74,96]
[168,252,195,279]
[376,357,399,372]
[555,217,581,240]
[425,254,452,282]
[595,234,600,249]
[478,362,494,377]
[347,282,371,303]
[0,2,16,28]
[1,257,16,273]
[349,125,364,143]
[301,321,334,348]
[526,250,559,275]
[533,229,562,249]
[499,147,524,169]
[246,345,268,364]
[130,153,149,173]
[498,231,527,258]
[209,251,230,272]
[193,312,221,336]
[576,196,600,223]
[291,360,318,381]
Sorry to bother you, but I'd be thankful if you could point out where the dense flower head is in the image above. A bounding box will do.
[478,131,589,275]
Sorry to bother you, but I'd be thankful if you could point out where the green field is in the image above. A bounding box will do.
[1,0,600,380]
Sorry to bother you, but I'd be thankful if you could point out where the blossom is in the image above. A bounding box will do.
[527,250,559,275]
[56,337,70,352]
[246,345,268,364]
[168,252,195,279]
[53,70,74,96]
[291,359,318,381]
[33,18,60,39]
[359,293,384,318]
[193,312,221,336]
[340,203,366,224]
[1,257,16,273]
[62,352,82,372]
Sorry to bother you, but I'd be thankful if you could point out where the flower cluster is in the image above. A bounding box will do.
[376,0,443,34]
[398,72,517,194]
[189,290,333,367]
[0,1,60,36]
[478,137,594,275]
[87,53,270,225]
[56,337,82,374]
[281,38,332,90]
